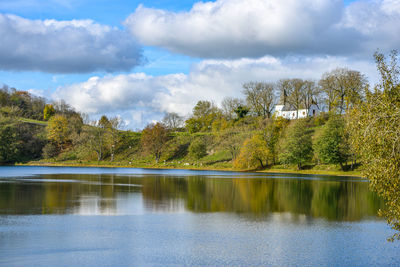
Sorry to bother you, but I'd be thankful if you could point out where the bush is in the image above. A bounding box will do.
[189,138,207,159]
[58,150,78,161]
[42,142,59,159]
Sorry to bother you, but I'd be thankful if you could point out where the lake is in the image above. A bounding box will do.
[0,166,399,266]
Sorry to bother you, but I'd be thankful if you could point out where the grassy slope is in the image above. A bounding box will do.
[20,117,363,177]
[19,117,48,126]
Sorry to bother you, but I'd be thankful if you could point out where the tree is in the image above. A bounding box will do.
[301,80,319,110]
[243,82,275,118]
[314,115,349,170]
[348,50,400,241]
[221,97,246,119]
[87,115,110,161]
[277,79,308,119]
[234,134,269,169]
[141,122,169,163]
[219,129,248,160]
[43,104,55,121]
[319,68,368,113]
[185,100,221,132]
[263,118,288,165]
[234,106,249,119]
[108,116,122,162]
[46,115,69,151]
[280,119,313,169]
[0,118,20,163]
[162,112,184,130]
[189,138,207,159]
[193,100,217,118]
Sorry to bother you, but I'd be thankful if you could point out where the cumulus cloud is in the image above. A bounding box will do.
[54,55,378,129]
[124,0,399,58]
[0,14,142,73]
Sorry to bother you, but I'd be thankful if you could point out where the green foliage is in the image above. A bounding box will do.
[280,119,314,169]
[42,142,59,159]
[314,115,349,169]
[185,100,221,133]
[0,119,20,163]
[185,117,202,133]
[0,116,45,163]
[211,117,231,132]
[312,112,330,126]
[189,138,207,159]
[263,118,287,165]
[43,104,55,121]
[0,86,46,120]
[234,105,249,119]
[163,134,191,161]
[348,50,400,241]
[218,129,249,160]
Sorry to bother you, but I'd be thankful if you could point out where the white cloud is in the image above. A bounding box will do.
[0,14,142,73]
[124,0,399,58]
[54,55,378,129]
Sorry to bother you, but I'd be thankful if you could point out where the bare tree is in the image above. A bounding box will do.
[277,79,320,118]
[243,82,275,118]
[221,97,246,119]
[277,79,304,118]
[108,116,122,162]
[88,115,109,161]
[319,68,368,113]
[162,112,184,130]
[301,80,320,110]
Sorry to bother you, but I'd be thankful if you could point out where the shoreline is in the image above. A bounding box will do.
[17,162,363,178]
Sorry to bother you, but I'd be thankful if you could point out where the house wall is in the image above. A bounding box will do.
[275,104,319,120]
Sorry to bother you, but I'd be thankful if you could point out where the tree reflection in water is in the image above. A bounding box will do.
[0,174,383,221]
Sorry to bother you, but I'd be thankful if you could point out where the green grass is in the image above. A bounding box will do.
[261,164,363,177]
[21,157,363,177]
[19,117,48,126]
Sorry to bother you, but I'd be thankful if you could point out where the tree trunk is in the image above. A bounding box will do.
[258,159,264,169]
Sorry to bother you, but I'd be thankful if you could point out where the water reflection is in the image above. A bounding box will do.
[0,174,383,220]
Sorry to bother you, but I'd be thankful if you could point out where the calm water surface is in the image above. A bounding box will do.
[0,166,399,266]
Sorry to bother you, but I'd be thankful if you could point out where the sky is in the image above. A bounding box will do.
[0,0,399,129]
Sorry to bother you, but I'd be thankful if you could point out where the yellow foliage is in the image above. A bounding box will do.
[46,115,69,148]
[234,134,270,170]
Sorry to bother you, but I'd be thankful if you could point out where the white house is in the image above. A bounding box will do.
[274,89,320,119]
[275,103,319,119]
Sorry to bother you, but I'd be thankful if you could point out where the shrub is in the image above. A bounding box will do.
[189,138,207,159]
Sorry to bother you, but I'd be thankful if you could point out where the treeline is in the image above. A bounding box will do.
[0,66,368,170]
[0,54,387,174]
[136,66,368,171]
[0,85,84,163]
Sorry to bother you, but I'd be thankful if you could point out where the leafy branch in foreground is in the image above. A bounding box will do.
[348,50,400,241]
